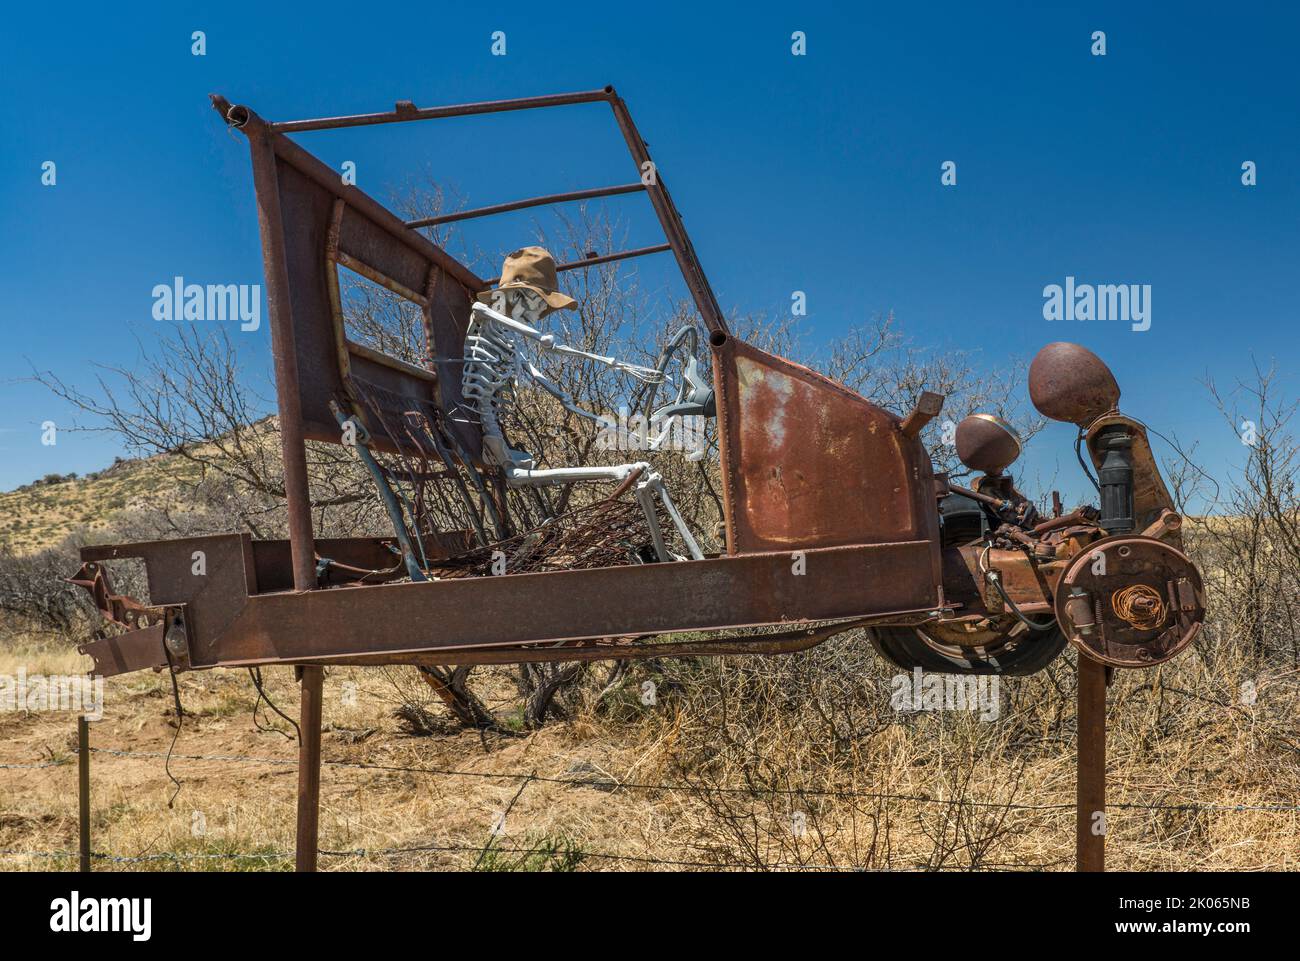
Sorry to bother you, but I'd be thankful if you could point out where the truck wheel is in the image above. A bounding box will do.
[867,621,1068,676]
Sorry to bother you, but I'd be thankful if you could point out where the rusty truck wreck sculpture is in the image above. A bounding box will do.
[70,88,1205,682]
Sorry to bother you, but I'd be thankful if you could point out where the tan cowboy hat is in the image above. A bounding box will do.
[477,246,577,315]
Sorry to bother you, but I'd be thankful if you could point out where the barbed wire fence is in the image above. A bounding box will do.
[2,745,1297,871]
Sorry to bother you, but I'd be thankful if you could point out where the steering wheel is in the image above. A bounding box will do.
[640,325,716,426]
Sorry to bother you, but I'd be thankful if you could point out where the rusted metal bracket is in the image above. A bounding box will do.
[66,561,155,629]
[899,390,945,439]
[79,624,171,677]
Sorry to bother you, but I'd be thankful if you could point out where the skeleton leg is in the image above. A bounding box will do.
[633,471,705,562]
[501,463,640,487]
[501,459,703,562]
[633,481,672,561]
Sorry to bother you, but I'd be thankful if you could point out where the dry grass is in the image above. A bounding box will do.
[1,627,1295,872]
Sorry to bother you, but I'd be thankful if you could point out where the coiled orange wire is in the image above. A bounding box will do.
[1111,584,1167,631]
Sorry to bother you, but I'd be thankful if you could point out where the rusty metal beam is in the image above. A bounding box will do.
[606,92,728,337]
[77,717,90,873]
[899,391,945,439]
[317,618,886,667]
[407,183,646,229]
[266,89,615,134]
[215,542,938,666]
[295,666,324,872]
[239,112,317,596]
[235,105,327,874]
[76,539,941,676]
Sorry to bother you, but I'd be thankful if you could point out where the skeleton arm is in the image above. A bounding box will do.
[523,361,605,423]
[470,304,663,382]
[472,300,663,425]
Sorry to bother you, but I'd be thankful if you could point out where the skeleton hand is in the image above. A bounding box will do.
[615,361,666,384]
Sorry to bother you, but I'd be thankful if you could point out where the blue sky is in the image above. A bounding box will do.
[2,2,1297,509]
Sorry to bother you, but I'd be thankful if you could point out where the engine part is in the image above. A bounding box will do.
[938,490,985,547]
[1095,425,1135,534]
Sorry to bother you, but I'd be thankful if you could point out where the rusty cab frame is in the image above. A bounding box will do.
[73,87,959,680]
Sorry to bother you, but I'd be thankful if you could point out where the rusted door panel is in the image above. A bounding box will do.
[713,337,943,569]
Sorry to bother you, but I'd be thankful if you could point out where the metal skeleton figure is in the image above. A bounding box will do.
[462,247,704,562]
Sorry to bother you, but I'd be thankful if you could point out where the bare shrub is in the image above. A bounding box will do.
[1191,361,1300,664]
[0,537,97,642]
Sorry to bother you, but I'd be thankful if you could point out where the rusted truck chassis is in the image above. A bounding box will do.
[70,89,1204,678]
